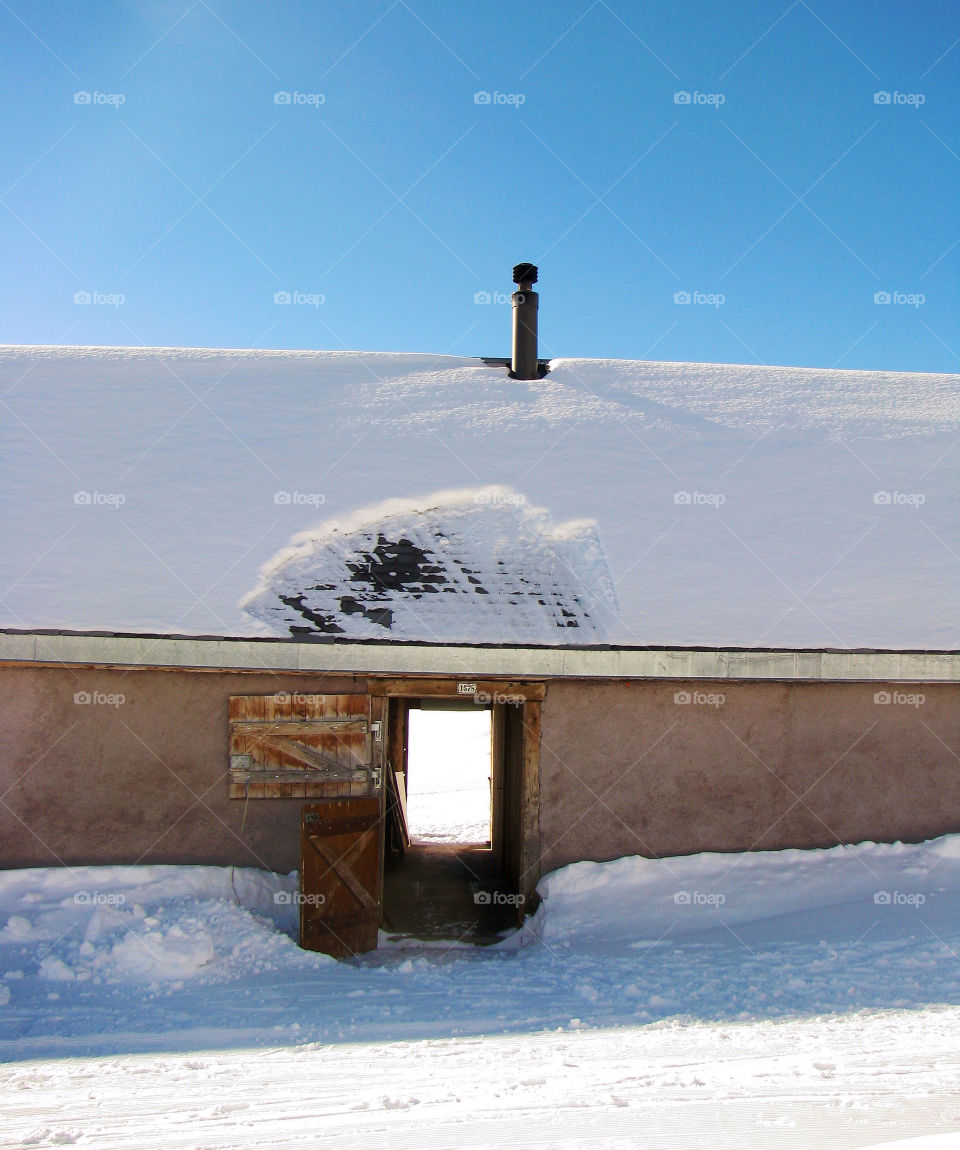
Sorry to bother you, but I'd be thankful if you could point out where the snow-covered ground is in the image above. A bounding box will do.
[405,709,492,843]
[3,834,960,1146]
[3,346,959,647]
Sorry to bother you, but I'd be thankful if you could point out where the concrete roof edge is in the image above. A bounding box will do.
[1,630,958,682]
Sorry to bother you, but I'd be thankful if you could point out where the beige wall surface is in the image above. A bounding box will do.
[0,666,364,873]
[3,667,959,880]
[537,679,960,874]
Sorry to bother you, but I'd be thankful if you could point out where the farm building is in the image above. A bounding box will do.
[3,285,959,956]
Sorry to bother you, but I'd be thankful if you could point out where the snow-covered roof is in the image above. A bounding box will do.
[3,345,959,649]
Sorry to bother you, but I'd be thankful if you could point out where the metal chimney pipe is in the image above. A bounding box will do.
[511,262,539,379]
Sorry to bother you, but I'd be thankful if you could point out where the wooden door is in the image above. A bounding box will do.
[300,797,382,957]
[228,692,387,956]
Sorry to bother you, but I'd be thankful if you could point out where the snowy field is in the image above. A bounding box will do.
[3,835,960,1147]
[405,709,492,843]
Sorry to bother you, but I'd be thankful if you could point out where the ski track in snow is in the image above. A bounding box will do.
[4,1017,960,1149]
[3,837,960,1145]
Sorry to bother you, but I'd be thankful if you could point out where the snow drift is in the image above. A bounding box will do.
[0,865,327,989]
[520,834,960,953]
[2,834,960,1002]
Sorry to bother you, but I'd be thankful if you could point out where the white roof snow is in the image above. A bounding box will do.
[2,344,958,648]
[240,488,617,643]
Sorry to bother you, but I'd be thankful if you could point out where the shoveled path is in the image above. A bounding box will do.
[380,841,518,946]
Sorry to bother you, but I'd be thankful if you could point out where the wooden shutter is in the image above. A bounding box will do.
[228,692,380,799]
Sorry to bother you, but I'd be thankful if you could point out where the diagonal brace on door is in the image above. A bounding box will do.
[256,733,366,773]
[306,831,378,909]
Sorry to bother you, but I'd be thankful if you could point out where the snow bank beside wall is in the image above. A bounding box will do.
[0,864,327,988]
[3,835,960,992]
[520,834,960,952]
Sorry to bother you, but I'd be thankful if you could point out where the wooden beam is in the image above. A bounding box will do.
[370,677,545,701]
[518,699,542,910]
[248,733,365,773]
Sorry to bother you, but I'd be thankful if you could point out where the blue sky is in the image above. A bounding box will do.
[2,0,958,371]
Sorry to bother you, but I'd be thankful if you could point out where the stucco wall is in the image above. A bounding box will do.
[0,666,365,873]
[537,679,960,874]
[4,666,960,879]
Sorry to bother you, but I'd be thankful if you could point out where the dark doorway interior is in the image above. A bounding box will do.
[382,843,516,943]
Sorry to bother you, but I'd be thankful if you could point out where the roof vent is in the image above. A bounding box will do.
[510,262,539,380]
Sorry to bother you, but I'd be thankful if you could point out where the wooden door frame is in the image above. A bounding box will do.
[368,677,544,909]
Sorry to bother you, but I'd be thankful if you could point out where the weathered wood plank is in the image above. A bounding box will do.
[231,720,367,735]
[252,733,359,773]
[234,778,369,800]
[304,781,351,799]
[371,678,546,701]
[230,768,370,784]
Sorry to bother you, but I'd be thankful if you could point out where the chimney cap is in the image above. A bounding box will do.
[513,262,538,285]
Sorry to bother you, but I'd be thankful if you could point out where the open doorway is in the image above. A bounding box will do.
[233,682,541,958]
[381,696,524,945]
[405,706,492,845]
